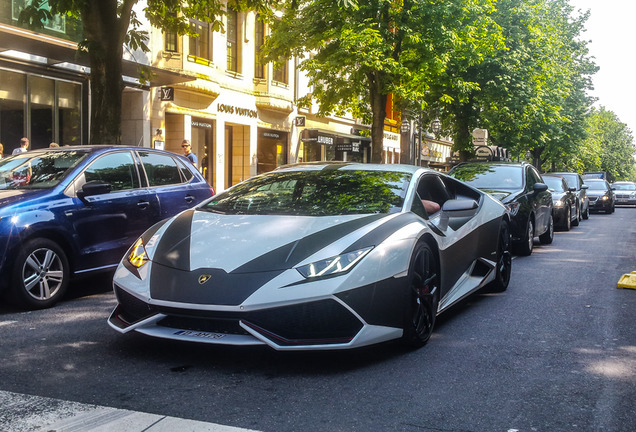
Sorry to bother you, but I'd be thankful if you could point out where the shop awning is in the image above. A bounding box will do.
[0,23,195,87]
[301,129,371,150]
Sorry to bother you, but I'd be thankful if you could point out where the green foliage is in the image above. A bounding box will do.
[263,0,502,163]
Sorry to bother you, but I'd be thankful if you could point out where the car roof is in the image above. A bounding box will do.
[275,161,435,176]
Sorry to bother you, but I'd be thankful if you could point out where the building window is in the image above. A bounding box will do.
[273,59,288,84]
[189,20,210,60]
[226,10,239,72]
[165,29,178,52]
[254,16,265,79]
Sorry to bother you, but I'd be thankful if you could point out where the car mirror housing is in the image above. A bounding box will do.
[534,182,548,193]
[77,180,112,201]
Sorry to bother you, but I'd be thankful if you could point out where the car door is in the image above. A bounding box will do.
[136,150,210,219]
[66,150,160,272]
[527,167,552,234]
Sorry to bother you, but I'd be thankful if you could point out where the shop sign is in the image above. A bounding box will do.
[262,131,282,140]
[159,87,174,101]
[475,145,493,160]
[192,121,212,128]
[302,129,335,145]
[217,103,258,118]
[295,116,306,126]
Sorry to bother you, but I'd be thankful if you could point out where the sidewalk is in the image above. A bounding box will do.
[0,391,260,432]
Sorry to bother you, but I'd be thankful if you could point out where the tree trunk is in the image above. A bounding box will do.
[369,72,387,164]
[82,1,129,144]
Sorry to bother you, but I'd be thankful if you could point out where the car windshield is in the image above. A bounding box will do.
[450,164,523,189]
[202,169,411,215]
[543,176,565,192]
[613,183,636,191]
[0,151,88,190]
[586,181,608,191]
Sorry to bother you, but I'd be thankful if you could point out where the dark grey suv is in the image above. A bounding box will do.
[547,172,589,221]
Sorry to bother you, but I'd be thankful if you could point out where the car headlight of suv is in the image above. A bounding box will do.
[601,195,609,201]
[505,202,520,216]
[128,237,150,268]
[553,200,564,208]
[296,247,373,279]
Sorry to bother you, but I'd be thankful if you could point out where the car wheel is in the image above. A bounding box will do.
[572,205,580,227]
[487,221,512,293]
[9,238,70,310]
[514,217,534,256]
[582,205,589,219]
[401,242,440,348]
[539,214,554,244]
[563,207,571,231]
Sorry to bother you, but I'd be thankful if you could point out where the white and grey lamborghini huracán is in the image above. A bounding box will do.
[108,162,511,351]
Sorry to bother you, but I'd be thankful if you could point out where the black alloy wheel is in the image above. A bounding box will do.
[572,202,580,226]
[539,214,554,244]
[487,221,512,293]
[10,238,70,310]
[515,217,534,256]
[402,242,440,348]
[582,204,589,219]
[563,207,571,231]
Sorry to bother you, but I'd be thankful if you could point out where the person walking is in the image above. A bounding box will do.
[12,137,29,155]
[182,139,197,165]
[0,142,4,159]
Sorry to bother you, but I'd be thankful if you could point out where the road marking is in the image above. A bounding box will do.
[0,390,261,432]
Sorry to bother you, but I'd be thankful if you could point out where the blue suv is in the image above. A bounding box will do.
[0,146,213,309]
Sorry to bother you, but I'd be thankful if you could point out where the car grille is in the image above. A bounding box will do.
[113,285,159,325]
[155,299,363,346]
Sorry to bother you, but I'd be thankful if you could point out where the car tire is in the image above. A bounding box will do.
[487,221,512,293]
[563,207,571,231]
[582,205,589,219]
[401,242,440,348]
[9,238,70,310]
[572,205,579,227]
[514,217,534,256]
[539,214,554,244]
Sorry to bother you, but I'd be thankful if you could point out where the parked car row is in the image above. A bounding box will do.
[2,151,632,352]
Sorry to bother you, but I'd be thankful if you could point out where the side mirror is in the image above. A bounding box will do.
[77,180,112,201]
[568,187,577,192]
[534,182,548,193]
[581,184,589,190]
[438,199,479,231]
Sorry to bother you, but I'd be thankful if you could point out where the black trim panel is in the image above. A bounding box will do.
[153,210,195,270]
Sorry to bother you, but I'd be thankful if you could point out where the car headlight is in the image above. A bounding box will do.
[296,247,373,279]
[601,195,609,201]
[505,202,520,216]
[553,200,564,208]
[128,237,149,268]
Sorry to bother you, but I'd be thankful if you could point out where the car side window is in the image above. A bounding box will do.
[138,152,183,186]
[526,167,541,190]
[416,174,450,215]
[176,158,194,182]
[83,152,139,191]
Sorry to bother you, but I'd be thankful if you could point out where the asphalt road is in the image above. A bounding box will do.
[1,207,636,432]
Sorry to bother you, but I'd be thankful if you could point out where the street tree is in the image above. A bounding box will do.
[262,0,501,163]
[424,0,596,165]
[45,0,277,144]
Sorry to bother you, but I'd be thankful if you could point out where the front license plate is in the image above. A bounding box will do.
[618,199,627,203]
[173,330,227,339]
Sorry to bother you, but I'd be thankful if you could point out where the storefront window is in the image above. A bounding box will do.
[254,16,265,79]
[58,81,81,145]
[0,69,26,154]
[225,124,250,186]
[30,76,54,147]
[257,129,287,174]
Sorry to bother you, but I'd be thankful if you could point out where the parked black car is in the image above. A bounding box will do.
[611,181,636,206]
[547,172,589,220]
[0,146,214,310]
[585,179,615,214]
[449,162,553,255]
[542,174,578,230]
